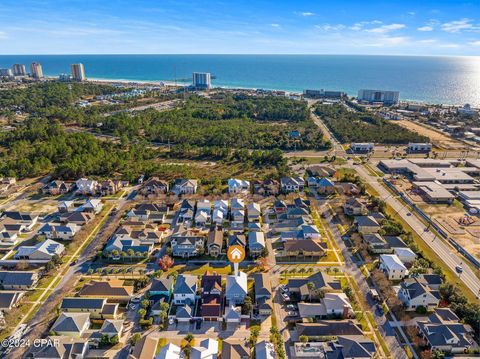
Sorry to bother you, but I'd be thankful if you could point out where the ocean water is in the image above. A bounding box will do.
[1,55,479,106]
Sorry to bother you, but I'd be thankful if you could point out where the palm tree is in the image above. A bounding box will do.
[306,282,316,302]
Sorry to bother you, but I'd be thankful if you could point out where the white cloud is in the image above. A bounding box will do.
[417,26,433,32]
[315,24,346,32]
[407,12,416,16]
[0,31,7,39]
[300,12,315,17]
[366,23,406,33]
[470,40,480,46]
[417,39,437,44]
[270,23,280,28]
[441,18,479,33]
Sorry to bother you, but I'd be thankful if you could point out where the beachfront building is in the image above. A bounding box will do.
[12,64,26,76]
[71,63,86,81]
[30,62,43,79]
[303,89,345,99]
[192,72,211,89]
[357,89,399,105]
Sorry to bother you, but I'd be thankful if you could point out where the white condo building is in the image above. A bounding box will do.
[12,64,26,76]
[71,63,86,81]
[358,89,399,105]
[192,72,212,89]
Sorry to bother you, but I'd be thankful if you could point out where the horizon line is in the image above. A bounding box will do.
[1,53,479,58]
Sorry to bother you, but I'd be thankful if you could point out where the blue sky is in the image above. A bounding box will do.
[0,0,479,55]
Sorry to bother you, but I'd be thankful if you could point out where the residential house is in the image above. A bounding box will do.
[50,312,90,338]
[0,291,24,311]
[222,339,249,359]
[228,179,250,194]
[280,177,305,193]
[42,180,72,195]
[14,239,65,260]
[2,211,38,231]
[286,207,309,219]
[61,211,94,226]
[316,178,336,194]
[253,179,279,196]
[38,223,79,240]
[226,272,248,305]
[127,203,168,223]
[149,277,174,314]
[90,319,123,346]
[247,203,261,223]
[283,239,325,258]
[191,338,219,359]
[248,222,262,232]
[77,280,134,303]
[354,216,380,234]
[170,228,205,258]
[417,308,477,354]
[343,198,367,216]
[248,231,265,257]
[60,297,118,319]
[255,341,275,359]
[201,274,223,321]
[157,343,182,359]
[224,304,242,324]
[398,276,440,311]
[273,200,287,214]
[104,237,152,259]
[173,274,197,305]
[98,180,126,196]
[130,334,159,359]
[82,199,103,214]
[363,234,393,254]
[394,247,417,264]
[207,226,223,257]
[0,271,39,290]
[213,200,228,225]
[29,336,89,359]
[296,320,364,340]
[307,165,336,177]
[321,335,376,358]
[298,293,353,319]
[253,273,272,316]
[172,179,198,195]
[379,254,408,280]
[75,178,98,196]
[287,272,340,301]
[176,304,194,323]
[228,232,246,247]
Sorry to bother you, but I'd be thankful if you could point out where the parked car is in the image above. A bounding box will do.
[281,293,290,301]
[288,311,298,316]
[455,265,463,273]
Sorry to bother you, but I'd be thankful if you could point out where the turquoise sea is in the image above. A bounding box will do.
[0,55,479,106]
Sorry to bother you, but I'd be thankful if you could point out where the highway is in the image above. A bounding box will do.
[310,109,480,298]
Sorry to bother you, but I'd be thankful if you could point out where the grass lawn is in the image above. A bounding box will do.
[183,264,233,276]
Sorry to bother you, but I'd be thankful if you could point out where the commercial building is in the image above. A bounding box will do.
[407,143,432,153]
[12,64,26,76]
[358,89,399,105]
[71,63,86,81]
[303,89,345,99]
[350,143,374,153]
[192,72,211,89]
[30,62,43,79]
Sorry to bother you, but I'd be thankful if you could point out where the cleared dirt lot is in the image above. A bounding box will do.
[395,120,465,149]
[392,178,479,261]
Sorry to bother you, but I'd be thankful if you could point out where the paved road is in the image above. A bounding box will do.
[354,164,480,297]
[9,187,138,358]
[310,106,480,298]
[318,200,410,359]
